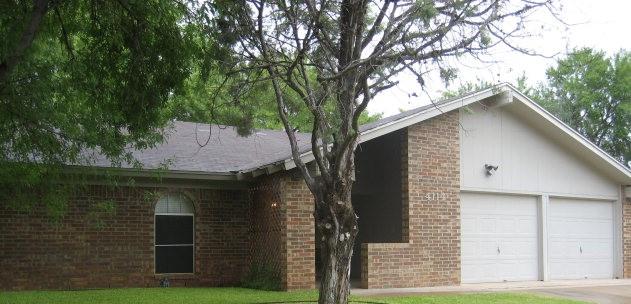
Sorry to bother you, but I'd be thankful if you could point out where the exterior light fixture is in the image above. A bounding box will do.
[484,164,499,176]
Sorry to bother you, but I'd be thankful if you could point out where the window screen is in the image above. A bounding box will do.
[155,193,194,274]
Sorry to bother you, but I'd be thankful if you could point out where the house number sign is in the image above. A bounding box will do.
[425,192,448,201]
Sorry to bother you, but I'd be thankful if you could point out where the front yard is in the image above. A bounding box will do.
[0,287,584,304]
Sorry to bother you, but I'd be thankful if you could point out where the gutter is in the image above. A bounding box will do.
[63,165,243,181]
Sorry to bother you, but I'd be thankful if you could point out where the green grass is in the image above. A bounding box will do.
[0,288,584,304]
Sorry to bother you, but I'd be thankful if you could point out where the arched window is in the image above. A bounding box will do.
[154,193,194,274]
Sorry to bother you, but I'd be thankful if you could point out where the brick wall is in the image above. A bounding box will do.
[249,175,286,288]
[250,172,315,290]
[0,185,250,290]
[361,110,461,288]
[624,187,631,278]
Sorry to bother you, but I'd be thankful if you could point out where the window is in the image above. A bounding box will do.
[154,193,194,274]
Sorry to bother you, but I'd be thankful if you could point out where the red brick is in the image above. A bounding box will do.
[0,186,250,290]
[361,110,460,288]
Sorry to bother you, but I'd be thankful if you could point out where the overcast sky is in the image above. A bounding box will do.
[367,0,631,117]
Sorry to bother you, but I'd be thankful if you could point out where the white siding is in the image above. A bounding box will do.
[459,103,619,198]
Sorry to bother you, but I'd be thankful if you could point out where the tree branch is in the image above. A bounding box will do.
[0,0,50,86]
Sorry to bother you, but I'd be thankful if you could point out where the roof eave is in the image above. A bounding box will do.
[64,165,242,181]
[506,84,631,184]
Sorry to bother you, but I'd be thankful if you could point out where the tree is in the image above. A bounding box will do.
[531,48,631,165]
[207,1,557,303]
[0,0,200,213]
[440,73,531,99]
[167,68,381,134]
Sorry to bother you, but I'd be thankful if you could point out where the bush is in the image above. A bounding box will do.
[241,264,281,291]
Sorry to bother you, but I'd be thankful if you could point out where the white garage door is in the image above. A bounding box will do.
[461,193,539,283]
[549,198,614,280]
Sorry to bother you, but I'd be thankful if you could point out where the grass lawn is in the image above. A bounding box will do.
[0,287,585,304]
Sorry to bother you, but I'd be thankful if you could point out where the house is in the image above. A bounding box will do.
[1,83,630,291]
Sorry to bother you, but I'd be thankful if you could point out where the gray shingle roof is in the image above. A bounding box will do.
[90,121,311,173]
[88,89,483,175]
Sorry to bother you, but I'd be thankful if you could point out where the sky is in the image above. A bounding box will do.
[367,0,631,117]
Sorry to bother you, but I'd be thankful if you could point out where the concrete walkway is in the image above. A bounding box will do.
[532,285,631,304]
[351,279,631,298]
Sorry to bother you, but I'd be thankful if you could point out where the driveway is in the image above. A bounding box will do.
[352,279,631,303]
[531,285,631,304]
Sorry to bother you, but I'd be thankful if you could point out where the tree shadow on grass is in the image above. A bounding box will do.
[246,301,388,304]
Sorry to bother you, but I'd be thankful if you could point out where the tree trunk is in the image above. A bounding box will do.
[0,0,50,86]
[316,192,358,304]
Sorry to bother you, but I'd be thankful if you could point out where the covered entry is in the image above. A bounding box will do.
[461,192,539,283]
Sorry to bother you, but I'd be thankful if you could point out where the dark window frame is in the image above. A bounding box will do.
[154,194,195,275]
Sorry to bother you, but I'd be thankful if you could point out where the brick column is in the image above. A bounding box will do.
[250,172,315,291]
[362,110,461,288]
[281,174,316,290]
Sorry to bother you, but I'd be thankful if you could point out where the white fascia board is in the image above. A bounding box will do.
[283,84,508,171]
[507,84,631,183]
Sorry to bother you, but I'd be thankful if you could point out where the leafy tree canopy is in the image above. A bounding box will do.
[0,0,203,214]
[0,0,379,216]
[168,68,382,135]
[440,73,531,99]
[532,48,631,165]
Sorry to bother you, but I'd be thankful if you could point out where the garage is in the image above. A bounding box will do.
[461,193,539,283]
[548,198,614,280]
[461,193,618,284]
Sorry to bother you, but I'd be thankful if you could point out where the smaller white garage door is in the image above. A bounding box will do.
[461,193,539,283]
[549,198,614,280]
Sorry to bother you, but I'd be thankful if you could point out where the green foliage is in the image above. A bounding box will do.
[0,0,201,212]
[0,162,71,220]
[531,49,631,165]
[241,265,282,291]
[168,69,382,133]
[0,288,584,304]
[441,79,496,99]
[441,73,532,100]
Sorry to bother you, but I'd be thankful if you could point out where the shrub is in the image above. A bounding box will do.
[241,264,281,291]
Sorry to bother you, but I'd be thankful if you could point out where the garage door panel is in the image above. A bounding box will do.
[462,261,498,283]
[585,260,614,279]
[461,193,539,283]
[503,259,539,281]
[497,238,537,257]
[549,239,581,259]
[549,258,582,279]
[462,239,498,259]
[478,218,497,233]
[551,200,612,219]
[548,198,613,280]
[581,240,612,258]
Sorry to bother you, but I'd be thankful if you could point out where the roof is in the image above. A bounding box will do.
[358,93,462,133]
[81,83,631,184]
[88,121,310,174]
